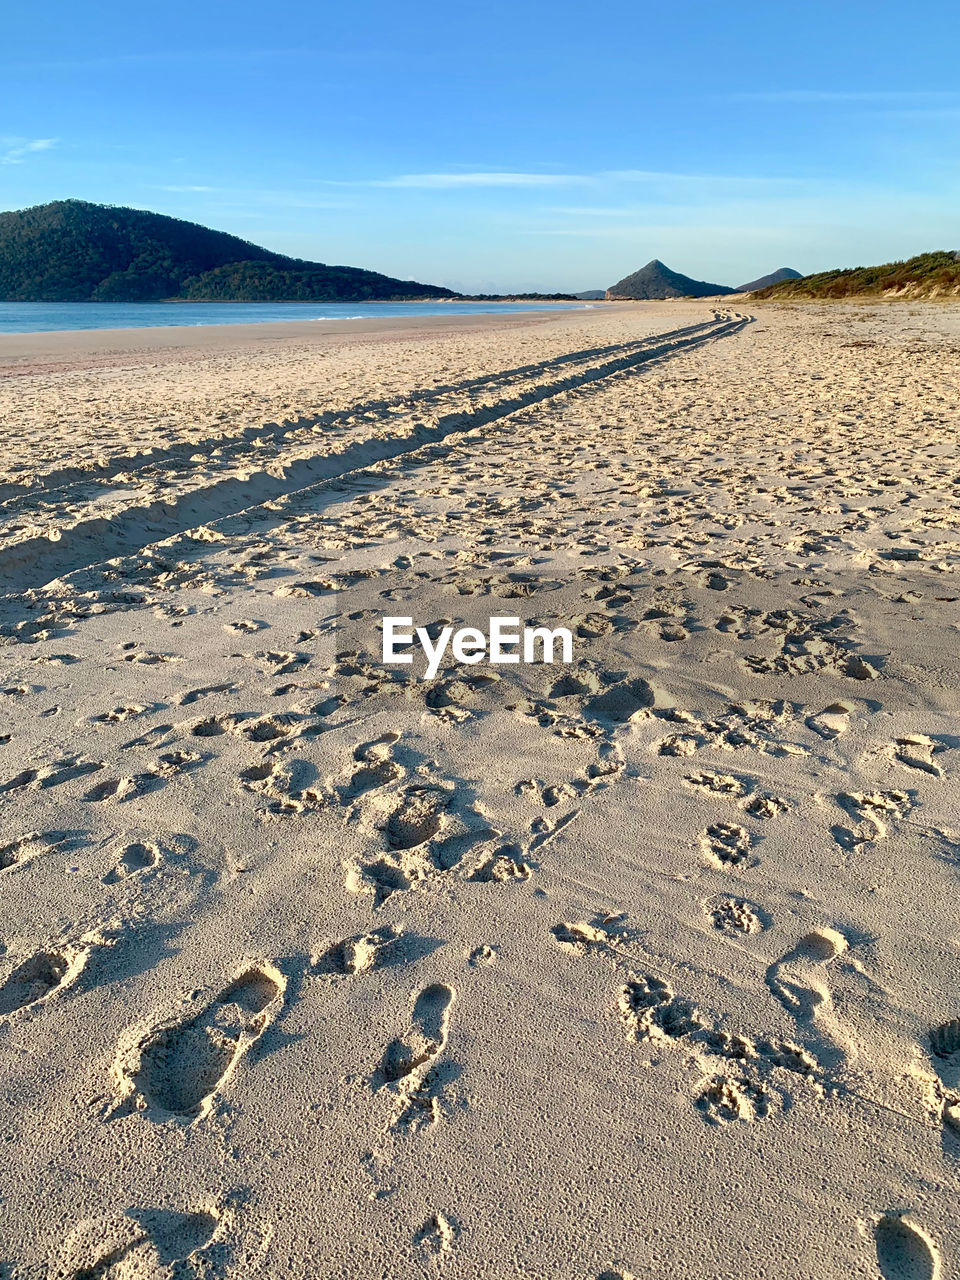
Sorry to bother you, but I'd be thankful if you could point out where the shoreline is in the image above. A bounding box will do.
[0,300,596,348]
[0,302,637,377]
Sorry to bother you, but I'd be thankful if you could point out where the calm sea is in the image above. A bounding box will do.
[0,300,589,335]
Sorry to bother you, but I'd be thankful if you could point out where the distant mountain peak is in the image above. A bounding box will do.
[606,259,734,300]
[737,266,802,292]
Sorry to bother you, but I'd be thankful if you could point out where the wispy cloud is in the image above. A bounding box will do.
[364,168,816,193]
[537,223,788,242]
[607,168,809,187]
[545,206,636,217]
[157,183,218,193]
[371,171,586,189]
[1,136,57,165]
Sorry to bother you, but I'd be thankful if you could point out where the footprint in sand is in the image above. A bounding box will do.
[930,1019,960,1061]
[700,822,755,868]
[835,790,912,848]
[236,713,303,743]
[30,652,80,666]
[179,682,236,706]
[377,983,456,1130]
[122,648,181,666]
[341,733,402,800]
[85,775,141,803]
[584,742,626,789]
[345,853,415,903]
[552,917,624,958]
[611,966,819,1117]
[618,974,705,1043]
[893,735,944,778]
[345,781,464,901]
[743,792,790,819]
[684,771,751,800]
[585,677,655,724]
[380,983,454,1081]
[873,1214,940,1280]
[517,779,580,808]
[386,786,449,849]
[695,1070,770,1125]
[806,700,856,740]
[113,964,284,1120]
[191,714,236,737]
[0,766,39,793]
[706,896,766,934]
[239,755,324,816]
[926,1019,960,1133]
[313,926,405,977]
[224,618,267,633]
[0,830,68,873]
[0,938,99,1019]
[256,649,311,677]
[2,756,104,794]
[469,843,532,883]
[92,703,150,724]
[120,724,174,751]
[155,749,205,777]
[658,731,702,757]
[413,1212,457,1259]
[55,1201,240,1280]
[103,841,160,883]
[765,928,847,1021]
[548,669,602,699]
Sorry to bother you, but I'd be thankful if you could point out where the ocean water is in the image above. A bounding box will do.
[0,299,589,335]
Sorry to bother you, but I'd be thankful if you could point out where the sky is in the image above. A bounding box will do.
[1,0,958,293]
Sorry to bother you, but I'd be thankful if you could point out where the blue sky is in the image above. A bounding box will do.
[1,0,958,292]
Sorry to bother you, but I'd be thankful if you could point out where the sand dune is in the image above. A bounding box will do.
[0,300,958,1278]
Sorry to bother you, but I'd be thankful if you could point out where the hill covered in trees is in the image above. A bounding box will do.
[0,200,456,302]
[751,251,960,300]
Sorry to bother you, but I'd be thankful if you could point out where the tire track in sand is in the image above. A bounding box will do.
[0,313,751,595]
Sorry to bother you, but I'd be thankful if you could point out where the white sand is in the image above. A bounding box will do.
[0,300,958,1278]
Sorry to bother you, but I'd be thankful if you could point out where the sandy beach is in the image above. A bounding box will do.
[1,299,959,1278]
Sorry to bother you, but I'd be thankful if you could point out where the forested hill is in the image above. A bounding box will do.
[0,200,457,301]
[750,251,960,300]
